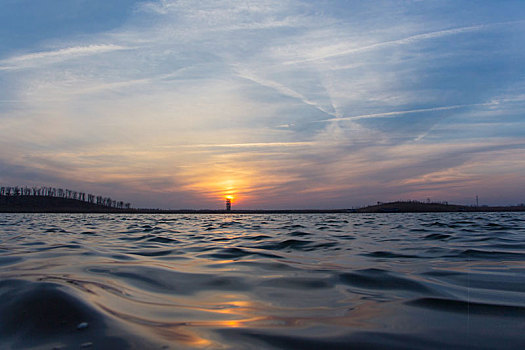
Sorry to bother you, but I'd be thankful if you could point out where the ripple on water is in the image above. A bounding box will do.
[338,269,433,294]
[449,248,525,260]
[0,212,524,349]
[145,235,178,244]
[364,251,422,259]
[406,297,525,318]
[88,265,250,295]
[258,276,334,290]
[0,256,22,266]
[130,249,174,257]
[424,233,451,240]
[256,239,312,251]
[288,230,312,237]
[201,247,281,260]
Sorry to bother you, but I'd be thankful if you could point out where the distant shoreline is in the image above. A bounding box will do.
[1,196,524,213]
[1,209,524,214]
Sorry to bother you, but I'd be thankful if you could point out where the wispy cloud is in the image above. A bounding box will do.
[180,141,315,148]
[0,44,130,70]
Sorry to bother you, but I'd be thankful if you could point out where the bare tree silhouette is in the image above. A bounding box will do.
[1,185,132,209]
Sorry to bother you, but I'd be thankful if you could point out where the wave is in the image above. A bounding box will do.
[1,212,524,349]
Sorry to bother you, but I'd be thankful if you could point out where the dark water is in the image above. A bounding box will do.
[1,213,524,349]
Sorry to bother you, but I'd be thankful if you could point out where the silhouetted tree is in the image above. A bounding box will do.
[1,184,131,208]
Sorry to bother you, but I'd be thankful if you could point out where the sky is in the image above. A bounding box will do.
[1,0,525,209]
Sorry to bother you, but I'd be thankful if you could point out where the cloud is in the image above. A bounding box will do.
[0,44,130,70]
[180,142,316,148]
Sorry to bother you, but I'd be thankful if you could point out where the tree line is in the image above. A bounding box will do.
[0,186,131,209]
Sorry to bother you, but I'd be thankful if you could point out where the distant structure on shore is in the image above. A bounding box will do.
[0,186,131,209]
[356,200,525,213]
[226,198,231,211]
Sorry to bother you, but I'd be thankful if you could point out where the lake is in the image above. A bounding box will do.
[1,213,524,349]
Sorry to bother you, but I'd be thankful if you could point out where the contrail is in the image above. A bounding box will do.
[285,20,524,65]
[234,67,339,118]
[320,102,496,122]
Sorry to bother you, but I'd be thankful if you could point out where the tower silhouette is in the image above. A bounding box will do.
[226,198,231,211]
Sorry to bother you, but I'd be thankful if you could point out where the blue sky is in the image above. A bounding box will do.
[1,0,524,208]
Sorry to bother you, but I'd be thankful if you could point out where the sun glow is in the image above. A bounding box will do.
[179,168,254,207]
[222,178,238,204]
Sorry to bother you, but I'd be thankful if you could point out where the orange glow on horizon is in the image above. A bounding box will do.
[179,167,257,207]
[222,179,237,204]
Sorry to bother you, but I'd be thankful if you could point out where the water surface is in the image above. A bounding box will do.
[1,213,524,349]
